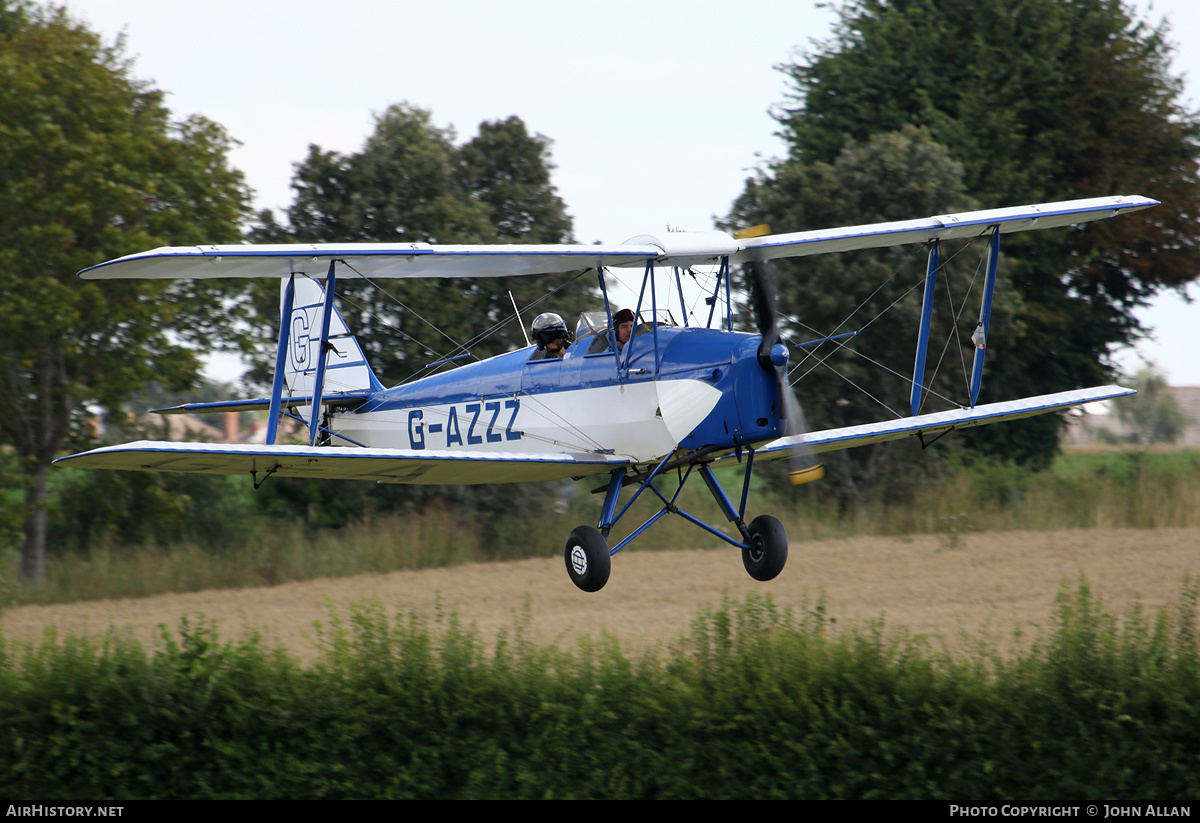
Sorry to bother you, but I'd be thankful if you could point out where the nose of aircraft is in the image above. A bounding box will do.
[767,342,789,369]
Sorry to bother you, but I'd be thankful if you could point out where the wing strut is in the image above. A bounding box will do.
[910,239,940,416]
[701,255,735,331]
[596,266,618,381]
[724,256,734,331]
[969,229,1000,407]
[266,273,297,445]
[673,267,689,327]
[623,260,659,377]
[650,261,659,372]
[309,261,338,446]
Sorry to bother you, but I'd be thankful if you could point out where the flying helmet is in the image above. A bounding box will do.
[531,312,573,349]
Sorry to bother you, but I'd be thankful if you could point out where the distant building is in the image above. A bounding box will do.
[1174,387,1200,446]
[1065,386,1200,447]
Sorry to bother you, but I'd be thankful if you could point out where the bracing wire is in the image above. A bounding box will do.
[783,232,993,416]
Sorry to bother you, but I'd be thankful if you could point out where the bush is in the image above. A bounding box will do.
[2,585,1199,799]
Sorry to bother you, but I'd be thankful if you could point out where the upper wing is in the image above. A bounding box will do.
[741,385,1133,465]
[78,243,664,280]
[78,196,1156,280]
[732,195,1159,262]
[53,441,632,484]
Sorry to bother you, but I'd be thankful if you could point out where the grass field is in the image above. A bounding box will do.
[8,449,1200,607]
[5,526,1197,664]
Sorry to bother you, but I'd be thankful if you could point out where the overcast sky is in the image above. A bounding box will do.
[65,0,1200,385]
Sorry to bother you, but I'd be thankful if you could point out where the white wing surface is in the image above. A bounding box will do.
[732,196,1159,262]
[743,386,1133,464]
[53,442,632,484]
[78,244,662,280]
[78,196,1157,280]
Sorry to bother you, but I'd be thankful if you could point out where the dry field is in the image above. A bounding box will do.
[4,527,1198,663]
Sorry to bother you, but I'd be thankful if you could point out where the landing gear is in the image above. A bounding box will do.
[565,452,796,591]
[742,514,788,581]
[564,525,611,592]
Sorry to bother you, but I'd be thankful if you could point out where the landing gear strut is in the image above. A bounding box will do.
[563,450,790,591]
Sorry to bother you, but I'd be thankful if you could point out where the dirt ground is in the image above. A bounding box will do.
[3,528,1198,663]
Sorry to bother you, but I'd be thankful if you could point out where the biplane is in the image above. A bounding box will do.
[56,195,1154,591]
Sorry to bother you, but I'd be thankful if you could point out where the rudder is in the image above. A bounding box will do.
[282,276,382,399]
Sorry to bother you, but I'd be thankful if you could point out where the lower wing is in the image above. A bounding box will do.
[53,442,631,484]
[55,386,1129,483]
[747,385,1132,463]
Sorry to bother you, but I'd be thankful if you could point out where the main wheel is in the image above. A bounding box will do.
[742,515,788,581]
[564,525,611,592]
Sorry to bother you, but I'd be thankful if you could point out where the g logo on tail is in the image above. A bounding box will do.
[290,311,311,370]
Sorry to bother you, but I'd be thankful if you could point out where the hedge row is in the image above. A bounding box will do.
[2,585,1198,799]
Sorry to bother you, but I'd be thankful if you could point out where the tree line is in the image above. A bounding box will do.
[2,0,1198,585]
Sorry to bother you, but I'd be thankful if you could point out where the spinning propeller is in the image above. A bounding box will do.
[739,227,824,486]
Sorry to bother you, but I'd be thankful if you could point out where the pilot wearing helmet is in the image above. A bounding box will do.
[529,312,573,360]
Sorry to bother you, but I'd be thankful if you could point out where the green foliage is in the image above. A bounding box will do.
[458,116,574,245]
[45,469,257,552]
[0,3,251,583]
[0,451,24,550]
[741,0,1200,477]
[779,448,1200,538]
[2,586,1199,798]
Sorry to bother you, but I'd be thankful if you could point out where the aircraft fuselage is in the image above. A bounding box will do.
[330,326,785,464]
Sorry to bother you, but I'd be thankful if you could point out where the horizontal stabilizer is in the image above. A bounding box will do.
[150,392,372,415]
[747,385,1134,462]
[54,441,632,485]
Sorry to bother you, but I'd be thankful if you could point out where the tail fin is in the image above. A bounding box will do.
[283,277,383,398]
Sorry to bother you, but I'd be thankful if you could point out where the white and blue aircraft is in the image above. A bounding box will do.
[56,195,1154,591]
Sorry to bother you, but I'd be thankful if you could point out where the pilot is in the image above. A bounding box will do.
[587,308,636,354]
[529,312,573,360]
[613,308,635,350]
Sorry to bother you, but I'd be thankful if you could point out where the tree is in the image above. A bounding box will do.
[457,116,574,245]
[0,3,251,584]
[740,0,1200,469]
[250,105,580,388]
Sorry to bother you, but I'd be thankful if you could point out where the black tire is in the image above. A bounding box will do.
[564,525,611,592]
[743,515,788,581]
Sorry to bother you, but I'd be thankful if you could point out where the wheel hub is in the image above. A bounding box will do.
[570,545,588,575]
[747,536,765,562]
